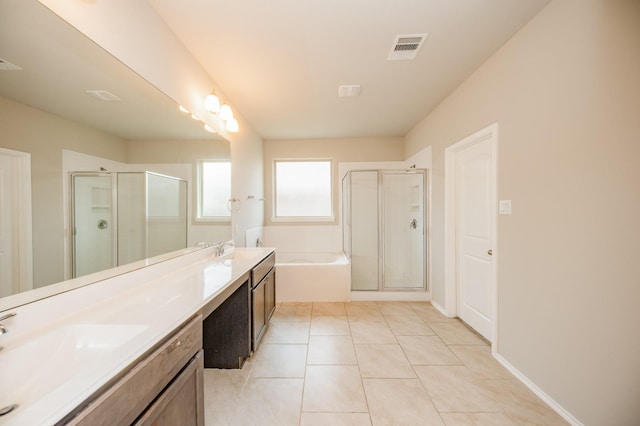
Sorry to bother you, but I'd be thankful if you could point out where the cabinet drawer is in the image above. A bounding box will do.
[252,252,275,285]
[64,315,202,426]
[134,350,204,426]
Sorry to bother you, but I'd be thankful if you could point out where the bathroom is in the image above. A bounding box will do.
[1,1,639,425]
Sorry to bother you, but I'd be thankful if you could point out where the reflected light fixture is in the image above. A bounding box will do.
[178,105,189,113]
[204,92,221,113]
[226,117,239,133]
[219,104,233,121]
[204,124,217,133]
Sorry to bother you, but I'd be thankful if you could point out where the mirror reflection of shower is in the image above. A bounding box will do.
[71,172,187,278]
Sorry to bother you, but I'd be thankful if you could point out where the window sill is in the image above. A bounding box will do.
[194,218,232,225]
[271,216,335,223]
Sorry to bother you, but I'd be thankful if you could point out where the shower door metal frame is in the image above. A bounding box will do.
[344,169,428,292]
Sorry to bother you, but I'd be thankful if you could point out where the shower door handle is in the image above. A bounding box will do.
[409,219,417,229]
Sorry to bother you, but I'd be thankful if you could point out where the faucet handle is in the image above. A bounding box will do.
[0,313,16,322]
[0,312,16,336]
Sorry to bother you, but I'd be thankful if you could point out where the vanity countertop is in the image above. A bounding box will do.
[0,247,274,426]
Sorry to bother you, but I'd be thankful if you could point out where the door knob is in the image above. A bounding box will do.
[487,249,493,256]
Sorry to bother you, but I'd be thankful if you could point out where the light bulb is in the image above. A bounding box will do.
[219,104,233,121]
[204,92,220,113]
[226,117,239,133]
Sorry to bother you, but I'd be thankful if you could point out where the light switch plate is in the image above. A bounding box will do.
[499,200,512,215]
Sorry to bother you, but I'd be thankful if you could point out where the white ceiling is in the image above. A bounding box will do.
[148,0,551,140]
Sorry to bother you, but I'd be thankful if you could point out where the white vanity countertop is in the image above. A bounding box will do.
[0,247,274,426]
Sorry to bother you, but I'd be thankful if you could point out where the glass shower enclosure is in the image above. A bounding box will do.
[343,169,427,291]
[71,171,187,278]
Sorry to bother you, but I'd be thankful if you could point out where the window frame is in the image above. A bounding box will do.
[196,159,232,223]
[272,158,334,222]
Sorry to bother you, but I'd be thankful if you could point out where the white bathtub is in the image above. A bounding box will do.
[275,252,351,302]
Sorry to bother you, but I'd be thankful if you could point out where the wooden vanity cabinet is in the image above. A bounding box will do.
[134,351,203,425]
[61,315,204,426]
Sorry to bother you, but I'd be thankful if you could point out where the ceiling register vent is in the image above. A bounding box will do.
[387,34,428,60]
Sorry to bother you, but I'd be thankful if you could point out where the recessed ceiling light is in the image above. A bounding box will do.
[338,85,361,97]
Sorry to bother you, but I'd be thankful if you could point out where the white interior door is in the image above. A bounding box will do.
[0,149,32,297]
[455,138,495,340]
[0,155,16,297]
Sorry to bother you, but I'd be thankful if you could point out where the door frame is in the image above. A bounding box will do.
[0,147,33,293]
[444,123,498,344]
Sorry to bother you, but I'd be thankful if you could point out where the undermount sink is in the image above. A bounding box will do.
[0,323,147,424]
[219,249,262,261]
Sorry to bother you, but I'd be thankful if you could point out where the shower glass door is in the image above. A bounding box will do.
[349,171,379,291]
[146,172,188,257]
[72,174,115,278]
[382,171,425,290]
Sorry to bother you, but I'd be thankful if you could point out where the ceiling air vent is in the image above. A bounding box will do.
[0,58,23,71]
[387,34,428,61]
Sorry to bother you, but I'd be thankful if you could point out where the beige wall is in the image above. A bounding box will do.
[405,0,640,423]
[0,96,127,287]
[264,137,404,225]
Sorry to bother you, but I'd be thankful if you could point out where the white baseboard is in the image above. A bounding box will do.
[492,352,583,426]
[430,299,454,318]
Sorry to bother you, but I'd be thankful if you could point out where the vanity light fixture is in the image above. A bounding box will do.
[203,91,239,132]
[225,117,239,133]
[204,92,221,114]
[219,104,233,121]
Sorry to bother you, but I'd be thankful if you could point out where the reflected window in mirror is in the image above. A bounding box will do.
[198,160,231,220]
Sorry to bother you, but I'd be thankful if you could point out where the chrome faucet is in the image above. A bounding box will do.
[0,312,16,351]
[214,240,234,256]
[0,312,16,335]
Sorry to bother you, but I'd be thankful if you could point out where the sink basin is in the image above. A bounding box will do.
[0,323,147,424]
[219,248,262,261]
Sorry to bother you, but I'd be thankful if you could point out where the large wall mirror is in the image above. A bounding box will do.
[0,0,231,309]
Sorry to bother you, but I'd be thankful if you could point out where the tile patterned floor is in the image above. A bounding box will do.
[203,301,567,425]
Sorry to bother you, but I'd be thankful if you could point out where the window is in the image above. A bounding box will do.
[198,160,231,220]
[274,159,332,219]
